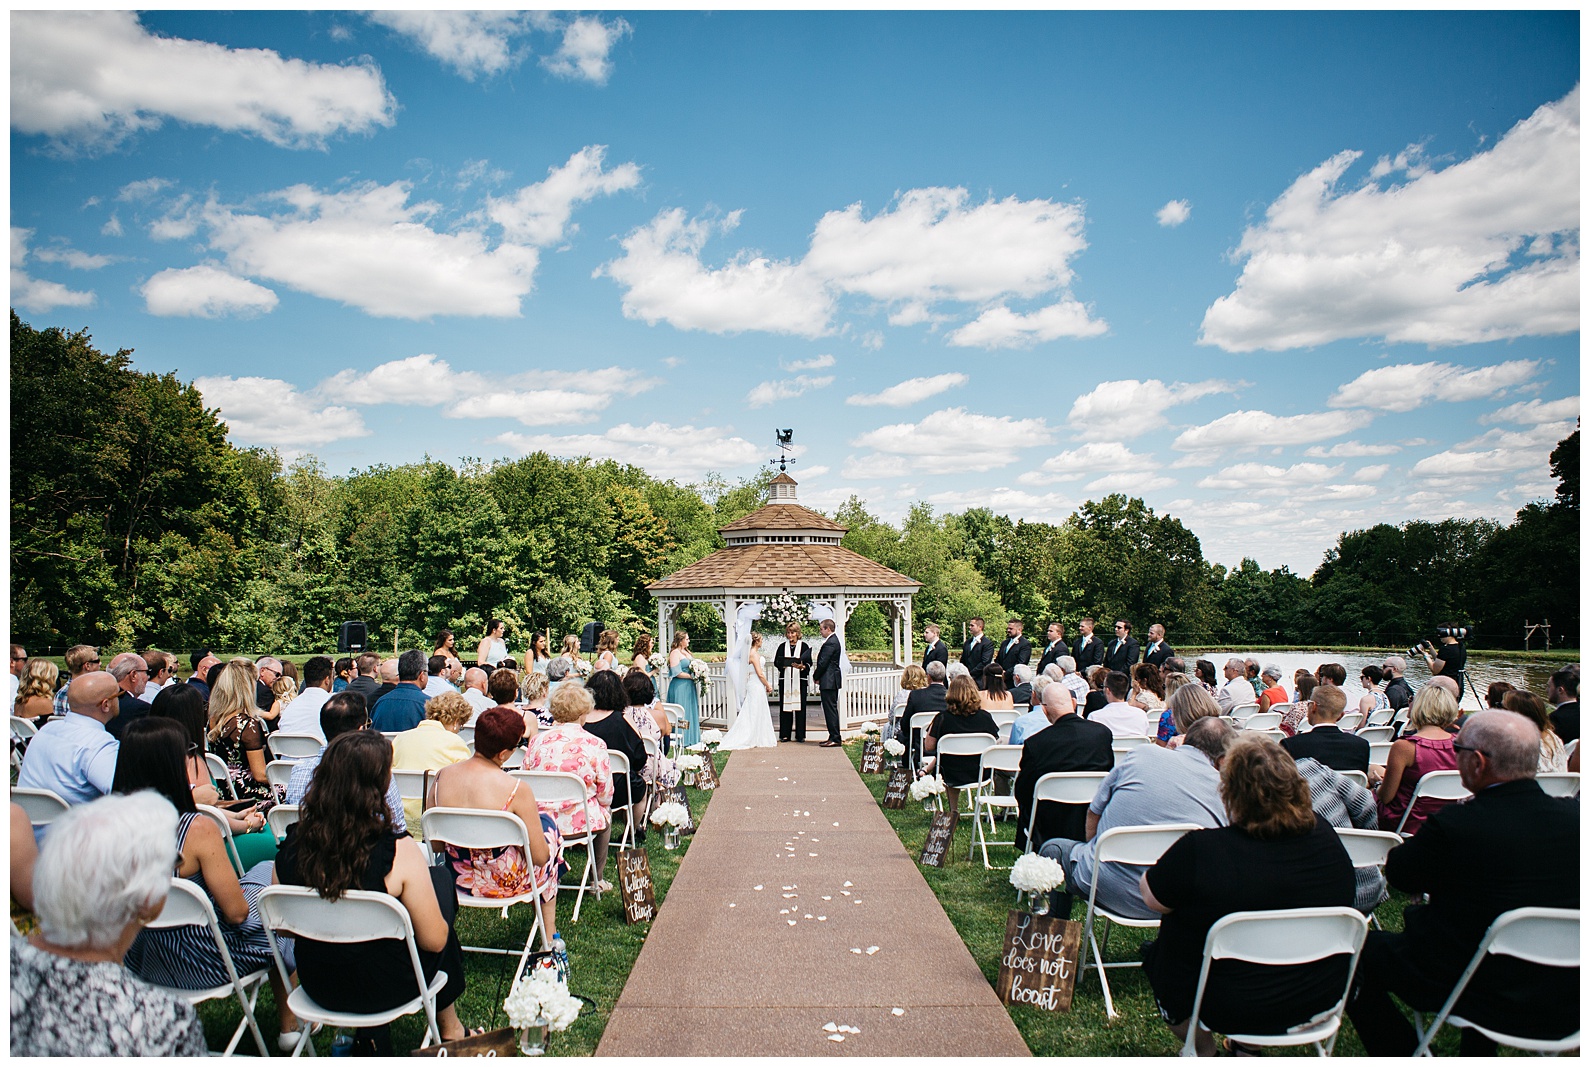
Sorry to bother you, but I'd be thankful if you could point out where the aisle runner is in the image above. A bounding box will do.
[597,743,1030,1057]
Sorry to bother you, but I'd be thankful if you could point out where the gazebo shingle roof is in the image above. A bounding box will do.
[648,543,919,590]
[718,502,846,533]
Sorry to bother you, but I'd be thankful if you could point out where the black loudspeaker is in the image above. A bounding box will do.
[338,621,368,653]
[580,621,604,654]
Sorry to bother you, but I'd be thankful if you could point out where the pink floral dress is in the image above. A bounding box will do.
[442,782,567,904]
[523,722,613,835]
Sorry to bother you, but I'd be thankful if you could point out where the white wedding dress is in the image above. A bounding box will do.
[720,649,779,750]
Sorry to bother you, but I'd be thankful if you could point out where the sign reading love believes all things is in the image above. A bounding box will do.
[995,910,1083,1012]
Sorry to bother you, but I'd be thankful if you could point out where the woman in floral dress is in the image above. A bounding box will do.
[523,683,616,891]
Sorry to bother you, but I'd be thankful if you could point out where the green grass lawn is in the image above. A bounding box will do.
[196,775,717,1055]
[842,741,1476,1057]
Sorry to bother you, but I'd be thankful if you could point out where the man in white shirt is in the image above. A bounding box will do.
[1089,671,1150,738]
[278,656,336,741]
[460,667,495,722]
[136,650,176,703]
[1216,657,1255,712]
[422,654,455,698]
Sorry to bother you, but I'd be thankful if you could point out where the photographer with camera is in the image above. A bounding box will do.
[1414,626,1468,688]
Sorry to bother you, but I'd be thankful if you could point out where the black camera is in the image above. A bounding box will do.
[1406,640,1431,658]
[1435,626,1469,641]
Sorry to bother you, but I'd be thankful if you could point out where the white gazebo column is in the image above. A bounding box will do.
[904,597,914,667]
[835,592,848,721]
[891,604,902,667]
[657,599,669,660]
[722,594,737,728]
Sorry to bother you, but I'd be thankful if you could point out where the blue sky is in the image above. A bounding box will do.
[10,10,1580,574]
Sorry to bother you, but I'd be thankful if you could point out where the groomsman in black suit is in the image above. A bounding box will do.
[1072,617,1105,674]
[1102,619,1140,673]
[997,619,1032,682]
[961,617,994,689]
[1036,622,1069,675]
[1142,623,1174,668]
[921,623,949,672]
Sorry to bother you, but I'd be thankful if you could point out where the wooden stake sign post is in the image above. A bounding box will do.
[919,811,958,867]
[860,739,883,773]
[696,749,720,790]
[616,847,656,925]
[994,910,1084,1012]
[668,784,697,834]
[882,766,911,808]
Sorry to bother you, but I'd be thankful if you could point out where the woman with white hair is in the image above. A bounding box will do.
[11,791,208,1056]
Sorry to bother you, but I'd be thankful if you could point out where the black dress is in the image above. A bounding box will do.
[1142,815,1356,1033]
[583,712,649,809]
[274,828,465,1016]
[926,709,1000,787]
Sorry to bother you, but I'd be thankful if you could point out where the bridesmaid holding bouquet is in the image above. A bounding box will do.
[667,631,703,749]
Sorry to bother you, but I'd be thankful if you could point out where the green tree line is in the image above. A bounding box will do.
[10,311,1579,654]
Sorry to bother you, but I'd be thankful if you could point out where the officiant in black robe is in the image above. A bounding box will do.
[773,623,813,742]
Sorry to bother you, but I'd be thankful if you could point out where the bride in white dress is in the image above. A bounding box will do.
[720,632,779,750]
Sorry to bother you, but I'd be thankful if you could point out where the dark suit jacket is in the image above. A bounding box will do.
[996,635,1032,682]
[1142,640,1175,668]
[1013,713,1115,851]
[1281,724,1370,774]
[1102,635,1141,673]
[1384,779,1579,1037]
[921,640,948,671]
[814,635,843,691]
[1010,683,1033,708]
[107,692,149,740]
[961,634,994,688]
[1072,633,1104,673]
[1549,700,1578,744]
[345,676,379,706]
[1035,641,1066,675]
[903,683,948,765]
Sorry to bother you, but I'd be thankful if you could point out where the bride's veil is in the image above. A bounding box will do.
[725,601,763,706]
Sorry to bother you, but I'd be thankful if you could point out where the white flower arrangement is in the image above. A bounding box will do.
[684,742,707,754]
[647,651,667,671]
[699,728,724,749]
[908,776,946,801]
[649,800,691,828]
[761,590,813,630]
[573,657,593,677]
[504,971,582,1032]
[861,721,881,735]
[882,738,906,757]
[690,657,711,695]
[674,753,705,773]
[1009,852,1067,895]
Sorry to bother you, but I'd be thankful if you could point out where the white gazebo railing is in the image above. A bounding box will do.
[699,661,901,732]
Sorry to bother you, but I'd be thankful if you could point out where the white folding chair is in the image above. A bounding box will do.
[146,877,271,1056]
[391,768,431,802]
[996,722,1013,744]
[1536,771,1580,797]
[195,803,246,876]
[9,714,39,742]
[1248,728,1285,744]
[266,804,300,842]
[420,807,554,986]
[259,885,446,1057]
[1229,701,1260,721]
[608,750,638,849]
[1368,740,1393,766]
[1413,907,1580,1056]
[1242,711,1282,731]
[1023,772,1111,857]
[265,759,297,796]
[205,752,239,801]
[1111,734,1153,756]
[1335,826,1401,927]
[987,709,1022,732]
[968,744,1023,867]
[1563,738,1579,764]
[1337,711,1365,732]
[1355,725,1395,744]
[1180,907,1369,1056]
[933,732,997,814]
[456,725,474,748]
[511,769,602,922]
[1082,823,1201,1019]
[1265,702,1294,721]
[267,732,323,760]
[662,703,690,751]
[1367,707,1395,727]
[1340,770,1370,790]
[1394,770,1471,837]
[12,785,69,826]
[907,710,939,777]
[380,731,402,741]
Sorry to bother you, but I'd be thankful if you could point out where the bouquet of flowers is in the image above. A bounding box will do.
[674,753,704,773]
[908,776,946,802]
[504,970,583,1032]
[1009,852,1067,895]
[647,651,667,671]
[573,657,593,678]
[761,590,813,631]
[684,742,707,754]
[699,728,724,750]
[883,738,906,758]
[689,657,711,696]
[649,801,691,828]
[861,721,881,736]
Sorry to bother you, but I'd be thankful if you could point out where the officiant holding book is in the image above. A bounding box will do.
[773,622,813,742]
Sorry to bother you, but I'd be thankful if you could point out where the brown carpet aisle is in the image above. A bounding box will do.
[596,742,1030,1057]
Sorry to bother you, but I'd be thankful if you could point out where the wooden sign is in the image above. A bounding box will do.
[882,766,911,809]
[617,847,656,924]
[994,910,1083,1013]
[697,750,720,790]
[668,784,697,834]
[860,739,883,773]
[410,1026,517,1056]
[919,811,958,867]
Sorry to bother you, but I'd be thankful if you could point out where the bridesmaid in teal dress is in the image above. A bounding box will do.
[666,631,703,750]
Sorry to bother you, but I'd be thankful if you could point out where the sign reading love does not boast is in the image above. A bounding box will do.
[860,739,883,773]
[994,910,1083,1012]
[919,811,957,867]
[617,847,656,924]
[882,766,911,808]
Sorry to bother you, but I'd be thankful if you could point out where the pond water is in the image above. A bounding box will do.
[1185,649,1567,710]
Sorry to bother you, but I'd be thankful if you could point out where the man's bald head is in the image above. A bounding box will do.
[1428,675,1461,701]
[108,652,148,697]
[379,658,399,683]
[1456,709,1540,788]
[194,654,220,679]
[68,671,122,721]
[1041,680,1076,721]
[464,667,489,693]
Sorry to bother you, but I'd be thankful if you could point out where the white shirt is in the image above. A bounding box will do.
[1217,676,1255,712]
[8,673,17,711]
[137,677,173,703]
[1062,673,1090,705]
[422,676,454,698]
[1091,701,1150,738]
[279,686,333,741]
[462,687,495,723]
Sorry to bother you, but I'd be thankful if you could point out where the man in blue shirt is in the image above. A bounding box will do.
[284,692,407,834]
[18,671,122,808]
[370,649,430,732]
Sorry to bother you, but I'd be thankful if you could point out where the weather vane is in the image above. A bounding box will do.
[771,428,796,472]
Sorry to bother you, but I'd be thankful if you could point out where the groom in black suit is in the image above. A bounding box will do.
[814,619,844,747]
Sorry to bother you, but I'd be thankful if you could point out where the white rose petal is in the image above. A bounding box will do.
[850,947,863,954]
[843,881,853,887]
[818,915,827,921]
[840,891,851,896]
[821,896,832,901]
[866,946,880,954]
[822,1023,838,1033]
[788,920,798,926]
[754,885,763,890]
[892,1008,906,1016]
[828,1034,845,1043]
[809,852,818,857]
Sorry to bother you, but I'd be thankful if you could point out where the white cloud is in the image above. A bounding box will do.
[117,177,172,202]
[746,375,834,408]
[1156,199,1191,227]
[1200,87,1579,352]
[1354,464,1390,481]
[194,375,369,448]
[1173,409,1375,452]
[101,215,124,237]
[847,373,967,408]
[486,145,641,246]
[1019,441,1159,485]
[1304,440,1402,458]
[782,353,835,372]
[1328,359,1540,412]
[1198,462,1344,491]
[142,265,278,318]
[1409,418,1575,479]
[11,11,395,153]
[369,11,529,80]
[1067,378,1239,442]
[200,182,539,319]
[847,407,1054,475]
[1481,396,1580,425]
[1082,471,1177,494]
[10,227,95,312]
[30,244,115,270]
[946,298,1107,349]
[493,422,761,481]
[922,486,1078,519]
[540,15,631,84]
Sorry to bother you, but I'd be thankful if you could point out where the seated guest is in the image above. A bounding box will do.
[206,661,275,806]
[368,657,400,708]
[345,652,381,704]
[523,684,614,891]
[1503,689,1568,772]
[1347,710,1579,1055]
[489,666,527,718]
[1010,663,1035,709]
[105,652,151,739]
[1484,680,1514,710]
[903,660,949,767]
[1156,682,1221,750]
[1089,670,1150,738]
[924,675,999,813]
[277,656,336,739]
[428,707,564,958]
[1293,670,1318,708]
[1193,659,1219,696]
[1013,683,1113,851]
[16,670,121,810]
[1040,716,1233,921]
[583,670,649,841]
[1056,656,1089,707]
[1007,689,1052,748]
[1546,667,1578,744]
[1358,664,1391,717]
[370,650,431,733]
[1141,735,1356,1055]
[1129,662,1166,719]
[1374,684,1458,834]
[622,670,679,790]
[11,791,208,1055]
[10,802,38,934]
[13,657,57,725]
[333,657,354,693]
[392,691,474,831]
[459,668,495,721]
[1215,658,1254,712]
[50,644,100,717]
[283,692,407,835]
[980,664,1016,711]
[890,663,929,741]
[1281,684,1370,773]
[423,654,454,698]
[274,731,470,1054]
[1083,666,1110,717]
[1292,756,1387,913]
[1256,665,1288,713]
[114,719,299,1044]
